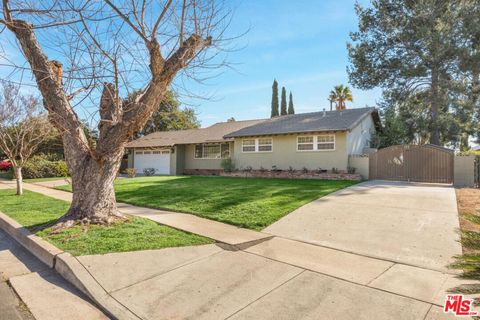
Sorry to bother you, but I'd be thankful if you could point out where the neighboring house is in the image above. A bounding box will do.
[125,107,380,175]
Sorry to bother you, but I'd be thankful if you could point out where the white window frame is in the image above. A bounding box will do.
[194,143,230,159]
[297,134,335,152]
[242,137,273,153]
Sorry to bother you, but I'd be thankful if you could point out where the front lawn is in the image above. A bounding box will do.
[0,189,212,256]
[58,176,356,230]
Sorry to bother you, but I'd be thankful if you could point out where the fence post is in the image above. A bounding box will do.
[454,154,476,187]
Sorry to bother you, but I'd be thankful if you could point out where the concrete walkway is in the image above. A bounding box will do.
[0,179,472,319]
[76,242,466,319]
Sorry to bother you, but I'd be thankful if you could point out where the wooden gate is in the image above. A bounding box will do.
[369,145,454,183]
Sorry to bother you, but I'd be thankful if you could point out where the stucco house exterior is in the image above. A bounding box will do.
[125,107,380,175]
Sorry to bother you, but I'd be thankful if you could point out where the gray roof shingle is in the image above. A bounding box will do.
[125,119,264,148]
[224,107,377,138]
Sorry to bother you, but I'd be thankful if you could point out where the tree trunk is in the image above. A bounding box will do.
[60,149,125,225]
[460,132,470,151]
[13,166,23,196]
[430,69,441,145]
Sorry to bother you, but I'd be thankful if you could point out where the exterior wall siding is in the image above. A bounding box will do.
[232,132,348,171]
[347,115,374,155]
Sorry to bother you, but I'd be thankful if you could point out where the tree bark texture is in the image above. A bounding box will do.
[13,166,23,196]
[430,69,441,145]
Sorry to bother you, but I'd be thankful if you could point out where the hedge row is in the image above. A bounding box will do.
[22,154,69,179]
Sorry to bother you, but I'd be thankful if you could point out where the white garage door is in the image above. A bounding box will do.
[134,150,171,175]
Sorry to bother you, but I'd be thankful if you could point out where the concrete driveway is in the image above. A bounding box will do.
[264,180,462,272]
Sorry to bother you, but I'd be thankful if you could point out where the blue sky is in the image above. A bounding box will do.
[181,0,382,127]
[0,0,382,127]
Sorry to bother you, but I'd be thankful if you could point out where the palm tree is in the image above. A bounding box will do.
[329,85,353,110]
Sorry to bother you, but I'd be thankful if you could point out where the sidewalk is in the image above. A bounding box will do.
[0,179,473,319]
[0,228,107,320]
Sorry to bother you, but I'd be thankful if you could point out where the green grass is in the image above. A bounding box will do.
[461,231,480,250]
[0,189,212,256]
[0,189,68,229]
[58,176,356,230]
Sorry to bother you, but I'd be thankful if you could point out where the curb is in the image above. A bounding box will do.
[0,211,61,268]
[0,211,141,320]
[55,253,141,320]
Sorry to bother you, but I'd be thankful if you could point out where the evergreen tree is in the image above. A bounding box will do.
[280,87,287,115]
[271,79,279,117]
[288,92,295,114]
[347,0,459,145]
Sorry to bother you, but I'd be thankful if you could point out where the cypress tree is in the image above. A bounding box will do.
[280,86,287,115]
[288,92,295,114]
[271,79,279,117]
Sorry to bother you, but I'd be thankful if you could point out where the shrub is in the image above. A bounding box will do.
[143,168,156,176]
[54,161,69,177]
[271,165,282,172]
[347,167,356,174]
[243,166,253,172]
[259,166,267,173]
[220,158,235,172]
[331,167,339,174]
[22,154,69,179]
[302,167,309,174]
[288,166,295,175]
[125,168,137,178]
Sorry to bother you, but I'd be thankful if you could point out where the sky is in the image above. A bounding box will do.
[181,0,383,127]
[0,0,382,128]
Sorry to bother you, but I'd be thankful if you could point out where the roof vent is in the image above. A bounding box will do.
[323,108,326,117]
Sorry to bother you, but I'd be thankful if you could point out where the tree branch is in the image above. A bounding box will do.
[2,0,90,158]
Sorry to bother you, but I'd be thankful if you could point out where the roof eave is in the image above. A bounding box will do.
[224,128,349,139]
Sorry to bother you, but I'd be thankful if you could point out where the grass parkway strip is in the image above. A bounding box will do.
[0,188,212,256]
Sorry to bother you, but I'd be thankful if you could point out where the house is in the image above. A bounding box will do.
[125,107,380,175]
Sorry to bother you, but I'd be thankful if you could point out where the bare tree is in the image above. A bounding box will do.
[0,81,55,195]
[0,0,231,228]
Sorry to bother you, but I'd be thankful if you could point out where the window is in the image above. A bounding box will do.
[221,144,230,158]
[317,135,335,150]
[258,138,273,152]
[161,150,170,154]
[194,143,230,159]
[242,139,256,152]
[297,136,314,151]
[195,145,203,158]
[203,144,220,158]
[242,138,273,153]
[143,151,151,155]
[297,134,335,151]
[135,151,143,155]
[153,151,161,154]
